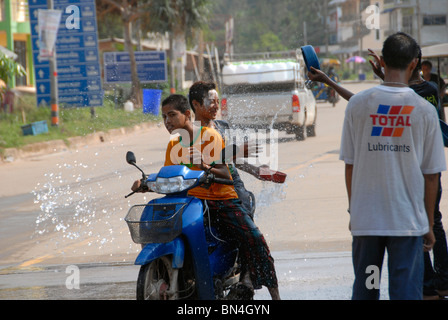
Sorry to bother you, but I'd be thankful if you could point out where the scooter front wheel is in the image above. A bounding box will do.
[136,256,178,300]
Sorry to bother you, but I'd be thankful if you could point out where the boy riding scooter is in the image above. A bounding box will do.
[131,94,280,300]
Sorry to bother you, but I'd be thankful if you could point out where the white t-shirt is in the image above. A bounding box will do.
[340,85,446,236]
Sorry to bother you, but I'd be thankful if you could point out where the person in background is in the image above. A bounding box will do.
[421,60,446,101]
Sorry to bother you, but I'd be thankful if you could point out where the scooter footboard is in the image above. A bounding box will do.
[135,237,185,268]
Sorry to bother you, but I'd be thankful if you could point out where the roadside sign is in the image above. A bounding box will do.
[38,9,62,58]
[103,51,168,84]
[29,0,103,107]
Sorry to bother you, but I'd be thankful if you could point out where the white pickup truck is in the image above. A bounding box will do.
[220,51,317,140]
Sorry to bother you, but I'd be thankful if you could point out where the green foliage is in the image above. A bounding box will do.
[97,12,123,39]
[0,53,26,86]
[0,93,164,152]
[256,32,287,52]
[212,0,328,53]
[143,0,212,34]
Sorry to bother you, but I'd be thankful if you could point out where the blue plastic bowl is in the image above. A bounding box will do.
[301,45,320,72]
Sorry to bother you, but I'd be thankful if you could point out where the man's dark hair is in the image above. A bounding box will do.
[382,32,419,70]
[416,46,422,70]
[162,94,190,114]
[422,60,433,68]
[188,81,217,112]
[411,46,423,78]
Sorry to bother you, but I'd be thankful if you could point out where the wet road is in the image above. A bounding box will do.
[1,251,388,300]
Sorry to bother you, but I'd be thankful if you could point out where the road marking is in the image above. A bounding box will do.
[284,153,335,173]
[19,254,54,268]
[18,238,95,268]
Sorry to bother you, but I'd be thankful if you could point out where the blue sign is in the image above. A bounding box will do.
[29,0,103,107]
[104,51,168,84]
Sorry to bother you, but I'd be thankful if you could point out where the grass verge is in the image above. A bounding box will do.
[0,92,162,157]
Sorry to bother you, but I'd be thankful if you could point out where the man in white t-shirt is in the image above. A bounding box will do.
[340,32,446,300]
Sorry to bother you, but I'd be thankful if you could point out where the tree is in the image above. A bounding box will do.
[0,53,26,87]
[211,0,331,54]
[97,0,151,108]
[144,0,211,91]
[0,53,26,112]
[256,32,286,52]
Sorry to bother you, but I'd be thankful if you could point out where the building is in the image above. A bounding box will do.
[328,0,448,56]
[383,0,448,46]
[0,0,34,88]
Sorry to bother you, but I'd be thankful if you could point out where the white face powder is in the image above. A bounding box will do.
[203,89,219,109]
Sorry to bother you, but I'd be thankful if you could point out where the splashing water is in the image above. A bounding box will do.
[32,159,135,259]
[255,181,288,210]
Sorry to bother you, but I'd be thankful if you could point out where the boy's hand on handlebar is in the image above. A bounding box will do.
[131,179,149,193]
[131,179,141,192]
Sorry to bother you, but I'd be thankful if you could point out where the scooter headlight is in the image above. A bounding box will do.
[148,176,197,194]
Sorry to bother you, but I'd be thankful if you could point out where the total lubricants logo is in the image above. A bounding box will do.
[368,104,414,153]
[370,104,414,137]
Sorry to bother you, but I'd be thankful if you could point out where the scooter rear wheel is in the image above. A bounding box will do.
[136,256,175,300]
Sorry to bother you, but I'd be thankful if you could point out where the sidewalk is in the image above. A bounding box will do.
[1,121,158,164]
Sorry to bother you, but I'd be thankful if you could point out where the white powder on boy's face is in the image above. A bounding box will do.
[204,89,219,108]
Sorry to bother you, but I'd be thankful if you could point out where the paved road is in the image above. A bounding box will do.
[1,82,447,300]
[0,251,370,300]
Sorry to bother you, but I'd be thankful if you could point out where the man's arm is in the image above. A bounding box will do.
[345,164,353,208]
[423,173,438,251]
[345,163,353,231]
[308,67,354,101]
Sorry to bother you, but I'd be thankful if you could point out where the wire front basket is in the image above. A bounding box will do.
[125,203,186,244]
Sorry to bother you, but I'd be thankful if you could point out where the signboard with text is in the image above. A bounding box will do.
[29,0,103,107]
[103,51,168,84]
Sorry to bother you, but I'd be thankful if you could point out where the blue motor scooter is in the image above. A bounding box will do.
[124,150,243,300]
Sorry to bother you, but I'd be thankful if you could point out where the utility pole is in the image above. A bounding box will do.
[169,33,176,93]
[48,0,59,127]
[303,21,308,45]
[416,0,421,44]
[324,0,329,55]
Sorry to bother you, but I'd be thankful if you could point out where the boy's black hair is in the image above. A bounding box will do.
[382,32,419,70]
[188,81,217,113]
[162,94,190,114]
[421,60,433,68]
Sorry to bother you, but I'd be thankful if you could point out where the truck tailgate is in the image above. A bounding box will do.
[225,92,292,126]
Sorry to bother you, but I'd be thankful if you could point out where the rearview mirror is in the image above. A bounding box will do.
[126,151,136,165]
